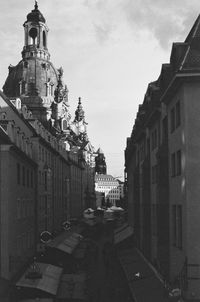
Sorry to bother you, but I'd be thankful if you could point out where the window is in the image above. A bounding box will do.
[170,107,175,133]
[22,166,25,186]
[43,31,46,47]
[30,171,33,188]
[44,171,47,191]
[172,205,182,249]
[171,150,182,177]
[27,169,30,187]
[17,163,20,185]
[176,150,182,175]
[42,148,44,162]
[162,117,168,142]
[172,205,176,246]
[177,205,182,248]
[17,199,21,219]
[171,101,181,133]
[151,128,158,150]
[152,165,158,184]
[39,145,41,161]
[171,153,176,177]
[176,101,181,128]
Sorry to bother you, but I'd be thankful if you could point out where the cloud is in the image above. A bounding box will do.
[93,23,113,43]
[120,0,200,48]
[83,0,200,48]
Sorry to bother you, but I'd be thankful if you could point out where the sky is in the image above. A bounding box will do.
[0,0,200,178]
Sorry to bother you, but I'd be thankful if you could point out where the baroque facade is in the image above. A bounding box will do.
[125,14,200,300]
[0,3,96,281]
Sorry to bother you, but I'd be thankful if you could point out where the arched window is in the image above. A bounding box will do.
[29,27,37,45]
[43,31,46,48]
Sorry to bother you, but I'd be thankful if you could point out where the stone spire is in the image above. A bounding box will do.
[74,97,85,122]
[54,67,68,104]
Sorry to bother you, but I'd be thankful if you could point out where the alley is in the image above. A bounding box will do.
[85,223,132,302]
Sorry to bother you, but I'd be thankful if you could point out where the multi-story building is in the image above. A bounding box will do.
[125,14,200,300]
[0,92,37,280]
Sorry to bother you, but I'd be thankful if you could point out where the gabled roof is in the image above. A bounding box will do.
[179,14,200,71]
[185,14,200,43]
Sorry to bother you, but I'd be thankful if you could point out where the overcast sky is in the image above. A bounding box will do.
[0,0,200,178]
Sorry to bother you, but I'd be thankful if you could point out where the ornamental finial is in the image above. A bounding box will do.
[35,0,38,10]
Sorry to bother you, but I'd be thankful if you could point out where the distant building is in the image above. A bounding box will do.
[95,174,122,207]
[125,14,200,300]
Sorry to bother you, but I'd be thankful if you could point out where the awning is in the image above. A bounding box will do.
[16,262,63,296]
[118,248,169,302]
[57,273,87,300]
[114,224,133,244]
[47,232,83,255]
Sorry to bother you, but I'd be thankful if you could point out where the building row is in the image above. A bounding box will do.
[125,14,200,300]
[0,3,96,283]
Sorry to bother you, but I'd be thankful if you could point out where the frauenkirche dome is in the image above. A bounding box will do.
[2,1,68,124]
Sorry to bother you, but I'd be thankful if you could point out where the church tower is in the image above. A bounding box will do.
[95,148,107,174]
[22,1,50,61]
[3,1,69,126]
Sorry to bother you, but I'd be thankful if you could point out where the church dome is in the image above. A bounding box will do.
[26,2,46,24]
[3,57,58,97]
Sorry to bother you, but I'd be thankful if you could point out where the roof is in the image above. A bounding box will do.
[26,2,46,24]
[16,262,63,296]
[47,231,83,254]
[114,224,133,244]
[185,14,200,43]
[95,174,118,182]
[3,59,58,98]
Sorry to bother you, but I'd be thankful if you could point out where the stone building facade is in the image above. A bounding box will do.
[0,92,37,280]
[125,14,200,300]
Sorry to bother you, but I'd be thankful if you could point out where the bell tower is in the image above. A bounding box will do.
[22,1,50,61]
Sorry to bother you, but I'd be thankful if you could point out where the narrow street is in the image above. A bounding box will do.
[85,223,132,302]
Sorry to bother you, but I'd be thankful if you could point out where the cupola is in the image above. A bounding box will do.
[22,1,50,60]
